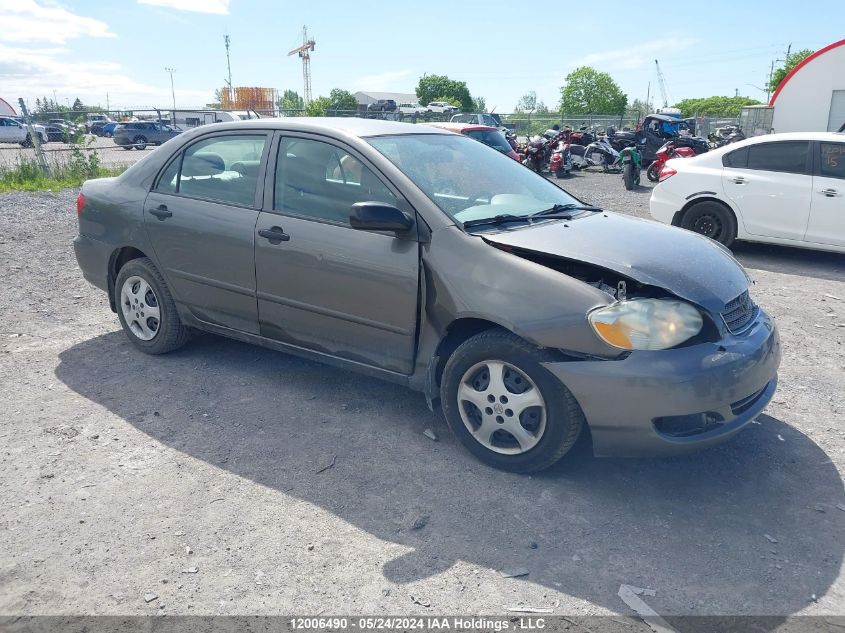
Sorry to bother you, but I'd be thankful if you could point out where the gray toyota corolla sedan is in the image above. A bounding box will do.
[73,118,781,472]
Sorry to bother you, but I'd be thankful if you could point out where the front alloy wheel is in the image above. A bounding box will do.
[458,360,546,454]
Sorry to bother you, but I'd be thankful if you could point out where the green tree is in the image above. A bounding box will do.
[625,98,652,120]
[278,89,304,115]
[72,98,84,111]
[516,91,537,113]
[327,88,358,113]
[304,95,332,117]
[558,67,627,115]
[433,96,461,109]
[416,74,473,112]
[472,96,486,112]
[673,95,761,118]
[768,49,814,94]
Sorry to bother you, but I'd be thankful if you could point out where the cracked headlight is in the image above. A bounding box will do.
[588,299,704,350]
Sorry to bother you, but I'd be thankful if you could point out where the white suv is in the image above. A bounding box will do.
[0,116,48,146]
[397,102,429,116]
[650,132,845,254]
[426,101,459,115]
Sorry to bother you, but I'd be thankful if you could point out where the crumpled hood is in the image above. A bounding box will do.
[483,212,749,313]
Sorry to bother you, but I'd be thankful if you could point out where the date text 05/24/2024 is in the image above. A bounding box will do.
[288,617,547,631]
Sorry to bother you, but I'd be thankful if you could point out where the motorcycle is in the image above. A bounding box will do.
[708,125,745,148]
[618,142,643,190]
[646,139,697,182]
[522,135,549,173]
[579,135,620,171]
[548,138,573,178]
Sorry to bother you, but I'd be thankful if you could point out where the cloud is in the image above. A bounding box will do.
[0,44,210,108]
[0,0,115,44]
[354,69,414,92]
[567,38,696,72]
[137,0,230,14]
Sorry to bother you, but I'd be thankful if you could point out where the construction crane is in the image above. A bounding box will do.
[287,26,316,106]
[654,59,669,108]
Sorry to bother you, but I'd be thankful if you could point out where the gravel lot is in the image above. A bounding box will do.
[1,170,844,621]
[0,136,150,170]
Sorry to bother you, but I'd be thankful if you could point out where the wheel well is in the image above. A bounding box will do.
[107,247,147,311]
[673,196,735,227]
[431,318,501,389]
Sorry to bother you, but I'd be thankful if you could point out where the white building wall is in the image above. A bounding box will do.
[771,42,845,133]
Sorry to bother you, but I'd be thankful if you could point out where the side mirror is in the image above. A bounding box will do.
[350,202,413,233]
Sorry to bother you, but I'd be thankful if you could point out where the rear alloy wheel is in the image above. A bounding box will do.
[441,329,584,472]
[681,200,737,247]
[114,257,188,354]
[133,135,147,150]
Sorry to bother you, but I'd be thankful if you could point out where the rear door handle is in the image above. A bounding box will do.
[818,188,842,197]
[732,177,747,184]
[149,204,172,220]
[258,226,290,243]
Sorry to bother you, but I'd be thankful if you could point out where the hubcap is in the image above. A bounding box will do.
[457,360,547,455]
[692,213,721,239]
[120,276,161,341]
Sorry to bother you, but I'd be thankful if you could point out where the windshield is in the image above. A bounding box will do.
[464,129,513,154]
[367,134,580,224]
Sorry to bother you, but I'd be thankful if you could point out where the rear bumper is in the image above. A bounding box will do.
[649,184,685,225]
[542,310,781,457]
[73,234,111,294]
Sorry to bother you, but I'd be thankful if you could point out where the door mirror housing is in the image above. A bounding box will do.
[350,202,414,234]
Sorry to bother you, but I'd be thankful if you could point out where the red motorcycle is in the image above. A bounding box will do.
[646,140,697,182]
[548,137,572,178]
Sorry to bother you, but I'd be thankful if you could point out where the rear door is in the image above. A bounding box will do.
[721,140,812,240]
[254,134,420,374]
[806,140,845,247]
[143,132,270,333]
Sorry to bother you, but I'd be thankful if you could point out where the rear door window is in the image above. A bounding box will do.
[722,146,748,168]
[154,134,267,206]
[819,142,845,180]
[745,141,809,174]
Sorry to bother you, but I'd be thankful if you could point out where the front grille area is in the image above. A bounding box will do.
[653,412,725,438]
[721,291,757,334]
[731,385,768,415]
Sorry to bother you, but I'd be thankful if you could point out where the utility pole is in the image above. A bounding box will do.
[224,34,233,107]
[767,43,792,101]
[165,67,176,111]
[18,98,49,175]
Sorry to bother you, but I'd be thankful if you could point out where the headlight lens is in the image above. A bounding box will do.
[588,299,704,350]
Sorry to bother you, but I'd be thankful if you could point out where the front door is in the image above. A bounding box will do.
[254,135,420,374]
[806,140,845,247]
[143,132,270,333]
[721,140,812,240]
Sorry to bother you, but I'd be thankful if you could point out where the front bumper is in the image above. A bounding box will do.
[542,310,781,457]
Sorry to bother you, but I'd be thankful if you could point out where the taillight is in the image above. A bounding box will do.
[658,166,677,182]
[76,192,86,216]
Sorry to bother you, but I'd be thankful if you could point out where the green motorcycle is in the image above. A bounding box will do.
[618,141,643,190]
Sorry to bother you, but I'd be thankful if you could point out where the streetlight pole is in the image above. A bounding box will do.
[165,67,176,112]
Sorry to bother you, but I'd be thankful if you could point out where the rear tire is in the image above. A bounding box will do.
[646,162,660,182]
[133,135,147,150]
[623,163,635,190]
[114,257,189,355]
[681,200,737,247]
[441,329,584,473]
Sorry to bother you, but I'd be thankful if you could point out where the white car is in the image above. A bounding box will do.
[0,116,48,146]
[397,102,429,116]
[426,101,459,115]
[650,132,845,253]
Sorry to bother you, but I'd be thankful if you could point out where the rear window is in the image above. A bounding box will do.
[464,129,513,154]
[722,146,748,168]
[746,141,809,174]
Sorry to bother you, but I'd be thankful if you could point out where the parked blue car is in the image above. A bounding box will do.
[101,122,119,137]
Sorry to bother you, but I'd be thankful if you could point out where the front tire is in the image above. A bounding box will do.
[441,329,584,473]
[133,135,147,150]
[114,257,189,355]
[646,162,660,182]
[680,200,737,247]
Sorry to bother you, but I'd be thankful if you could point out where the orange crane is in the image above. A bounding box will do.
[287,26,316,106]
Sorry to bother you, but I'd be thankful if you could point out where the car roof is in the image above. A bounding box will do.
[732,131,845,144]
[174,117,454,139]
[425,122,499,133]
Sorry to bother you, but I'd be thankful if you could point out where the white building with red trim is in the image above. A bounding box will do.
[0,97,17,117]
[770,39,845,133]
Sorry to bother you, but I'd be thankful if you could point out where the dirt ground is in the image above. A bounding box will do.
[1,171,844,621]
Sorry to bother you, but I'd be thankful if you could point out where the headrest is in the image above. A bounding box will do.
[182,152,224,177]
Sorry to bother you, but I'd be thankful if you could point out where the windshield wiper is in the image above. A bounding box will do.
[529,203,602,218]
[462,214,532,229]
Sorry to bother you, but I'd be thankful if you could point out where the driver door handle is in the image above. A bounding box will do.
[818,188,842,197]
[258,226,290,243]
[149,204,172,220]
[731,176,747,184]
